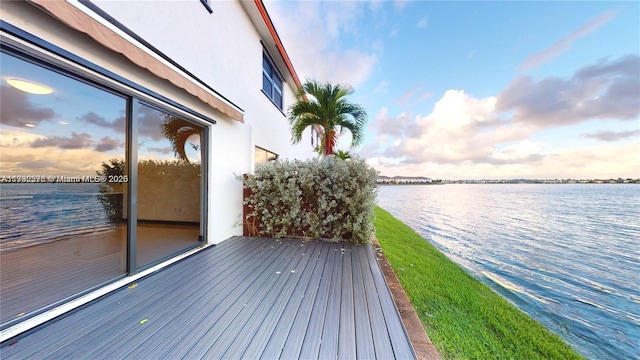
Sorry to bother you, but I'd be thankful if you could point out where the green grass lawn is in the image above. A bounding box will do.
[374,207,584,360]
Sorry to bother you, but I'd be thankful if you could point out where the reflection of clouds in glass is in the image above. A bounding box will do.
[139,105,165,140]
[1,129,45,147]
[1,51,128,178]
[0,84,56,127]
[95,136,124,152]
[82,106,164,140]
[31,132,92,149]
[20,159,59,170]
[81,111,124,130]
[147,146,173,155]
[28,132,124,152]
[0,144,118,176]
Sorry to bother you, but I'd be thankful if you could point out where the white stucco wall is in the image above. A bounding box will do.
[92,0,314,161]
[0,0,314,245]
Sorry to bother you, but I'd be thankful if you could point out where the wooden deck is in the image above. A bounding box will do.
[1,237,416,359]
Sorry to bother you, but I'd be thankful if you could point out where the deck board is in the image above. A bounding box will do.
[1,237,416,359]
[358,245,397,359]
[339,247,357,359]
[316,244,343,360]
[364,244,416,359]
[279,241,336,359]
[352,245,377,359]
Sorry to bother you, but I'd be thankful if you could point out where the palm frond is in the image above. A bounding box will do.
[287,78,367,155]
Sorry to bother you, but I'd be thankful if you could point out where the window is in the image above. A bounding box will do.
[255,146,278,164]
[262,53,283,109]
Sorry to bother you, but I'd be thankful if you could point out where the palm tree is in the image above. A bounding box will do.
[288,79,367,156]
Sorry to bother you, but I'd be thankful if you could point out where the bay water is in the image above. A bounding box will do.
[377,184,639,360]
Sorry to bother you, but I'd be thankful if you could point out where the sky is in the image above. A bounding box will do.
[264,0,640,180]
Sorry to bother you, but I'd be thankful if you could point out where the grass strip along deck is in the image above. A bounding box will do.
[374,207,584,360]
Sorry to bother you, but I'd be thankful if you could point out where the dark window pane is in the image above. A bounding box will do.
[274,90,282,109]
[262,73,272,97]
[273,74,282,92]
[262,55,272,76]
[262,53,283,109]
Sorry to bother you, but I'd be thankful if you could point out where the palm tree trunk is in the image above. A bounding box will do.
[323,129,336,156]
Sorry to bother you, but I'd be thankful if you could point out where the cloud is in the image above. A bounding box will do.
[265,1,379,87]
[1,144,119,177]
[137,105,166,140]
[31,132,93,149]
[369,90,534,166]
[497,55,640,126]
[147,146,173,155]
[81,106,166,140]
[582,129,640,142]
[1,129,46,149]
[372,108,416,138]
[369,60,638,168]
[0,85,56,127]
[540,141,640,179]
[519,10,617,70]
[94,136,123,152]
[82,112,124,130]
[366,140,639,179]
[416,16,428,29]
[0,129,120,176]
[27,131,123,153]
[362,55,639,179]
[484,140,546,165]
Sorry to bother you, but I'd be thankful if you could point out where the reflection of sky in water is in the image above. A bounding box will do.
[0,51,201,176]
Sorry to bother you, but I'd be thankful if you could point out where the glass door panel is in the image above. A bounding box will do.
[0,51,127,326]
[135,103,203,268]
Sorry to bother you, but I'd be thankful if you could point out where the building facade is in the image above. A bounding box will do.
[0,0,313,340]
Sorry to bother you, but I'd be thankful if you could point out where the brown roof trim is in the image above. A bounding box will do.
[28,0,245,122]
[253,0,302,90]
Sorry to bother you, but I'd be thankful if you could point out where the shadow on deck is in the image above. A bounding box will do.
[1,237,416,359]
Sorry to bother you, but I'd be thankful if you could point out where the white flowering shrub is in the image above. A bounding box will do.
[243,156,378,244]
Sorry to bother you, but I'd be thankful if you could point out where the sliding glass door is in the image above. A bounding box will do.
[0,50,128,326]
[135,103,204,268]
[0,47,207,328]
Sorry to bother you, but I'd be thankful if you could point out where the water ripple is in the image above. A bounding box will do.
[378,184,640,360]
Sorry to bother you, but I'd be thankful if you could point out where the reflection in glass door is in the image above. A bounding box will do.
[0,50,127,326]
[135,103,204,268]
[0,47,209,328]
